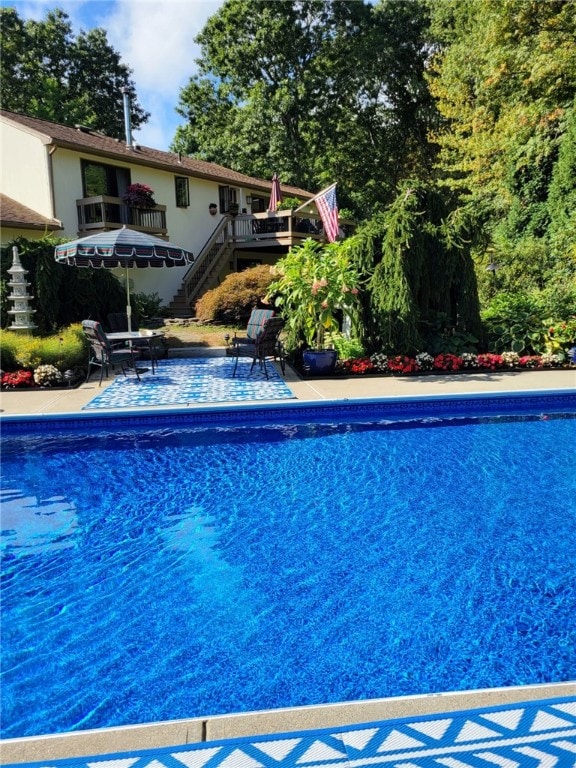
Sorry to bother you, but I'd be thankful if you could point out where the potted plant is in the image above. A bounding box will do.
[267,238,360,374]
[122,183,156,209]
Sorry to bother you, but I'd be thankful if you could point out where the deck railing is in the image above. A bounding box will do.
[169,209,355,313]
[76,195,167,235]
[232,210,324,242]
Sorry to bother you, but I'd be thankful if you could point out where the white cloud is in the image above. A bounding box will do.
[5,0,225,150]
[100,0,224,149]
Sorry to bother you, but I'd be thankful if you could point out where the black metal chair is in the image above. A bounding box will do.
[82,320,141,386]
[229,317,285,379]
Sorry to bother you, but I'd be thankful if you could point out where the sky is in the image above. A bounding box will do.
[3,0,226,150]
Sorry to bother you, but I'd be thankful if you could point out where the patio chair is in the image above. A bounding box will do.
[82,320,141,386]
[232,308,275,344]
[229,316,285,379]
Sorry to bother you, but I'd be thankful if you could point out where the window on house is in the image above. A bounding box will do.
[81,160,130,198]
[250,196,267,213]
[218,185,238,213]
[175,176,190,207]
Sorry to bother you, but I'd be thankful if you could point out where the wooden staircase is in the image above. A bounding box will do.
[166,217,234,317]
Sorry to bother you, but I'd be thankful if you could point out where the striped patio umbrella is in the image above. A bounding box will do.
[54,226,194,331]
[267,173,282,212]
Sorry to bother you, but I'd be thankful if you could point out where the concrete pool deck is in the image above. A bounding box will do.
[1,356,574,763]
[1,351,574,415]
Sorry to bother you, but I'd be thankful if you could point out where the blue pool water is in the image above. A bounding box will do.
[1,394,575,739]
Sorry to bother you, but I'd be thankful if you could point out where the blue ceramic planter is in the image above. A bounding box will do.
[302,349,338,375]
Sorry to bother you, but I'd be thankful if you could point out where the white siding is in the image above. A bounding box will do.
[0,119,53,217]
[1,119,278,308]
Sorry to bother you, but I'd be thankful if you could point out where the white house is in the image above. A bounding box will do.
[0,110,326,316]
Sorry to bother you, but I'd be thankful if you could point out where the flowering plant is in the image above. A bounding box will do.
[342,356,374,374]
[122,183,156,208]
[415,352,434,371]
[545,316,576,351]
[1,369,34,388]
[433,353,463,371]
[370,352,389,372]
[477,353,503,370]
[501,351,520,368]
[268,239,360,350]
[34,364,63,387]
[539,352,564,368]
[460,352,479,369]
[388,355,418,374]
[519,355,541,369]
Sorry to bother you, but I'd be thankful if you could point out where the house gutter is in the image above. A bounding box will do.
[46,144,62,226]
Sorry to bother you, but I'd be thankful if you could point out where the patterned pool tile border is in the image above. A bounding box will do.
[82,357,295,410]
[5,696,576,768]
[1,389,575,434]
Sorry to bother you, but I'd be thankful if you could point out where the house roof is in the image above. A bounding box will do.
[1,110,312,199]
[0,194,63,231]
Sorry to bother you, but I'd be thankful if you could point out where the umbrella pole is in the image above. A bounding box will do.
[125,265,132,333]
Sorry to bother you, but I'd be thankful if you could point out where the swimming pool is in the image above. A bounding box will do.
[1,391,575,739]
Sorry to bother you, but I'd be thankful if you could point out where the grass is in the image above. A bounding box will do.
[153,322,240,349]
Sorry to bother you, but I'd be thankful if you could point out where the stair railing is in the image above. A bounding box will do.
[181,216,234,307]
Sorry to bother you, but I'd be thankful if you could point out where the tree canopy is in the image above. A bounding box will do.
[0,7,149,139]
[172,0,438,216]
[426,0,576,307]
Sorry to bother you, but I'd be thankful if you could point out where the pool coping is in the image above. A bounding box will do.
[2,386,575,429]
[2,682,575,763]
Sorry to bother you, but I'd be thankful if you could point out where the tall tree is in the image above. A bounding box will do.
[0,7,148,139]
[346,181,482,354]
[548,98,576,263]
[173,0,438,215]
[426,0,576,301]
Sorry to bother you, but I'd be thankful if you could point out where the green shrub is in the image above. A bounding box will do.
[325,332,365,359]
[0,325,87,372]
[0,276,8,328]
[421,313,479,355]
[277,197,303,210]
[481,293,548,354]
[132,291,166,321]
[195,266,276,324]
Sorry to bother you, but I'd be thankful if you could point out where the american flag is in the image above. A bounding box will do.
[267,173,282,211]
[316,184,339,243]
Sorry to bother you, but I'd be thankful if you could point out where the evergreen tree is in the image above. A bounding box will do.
[347,182,482,354]
[548,98,576,265]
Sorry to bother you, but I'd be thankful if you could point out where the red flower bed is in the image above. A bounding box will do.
[342,357,375,374]
[1,369,35,388]
[519,355,541,369]
[388,355,419,374]
[433,353,463,371]
[477,353,503,370]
